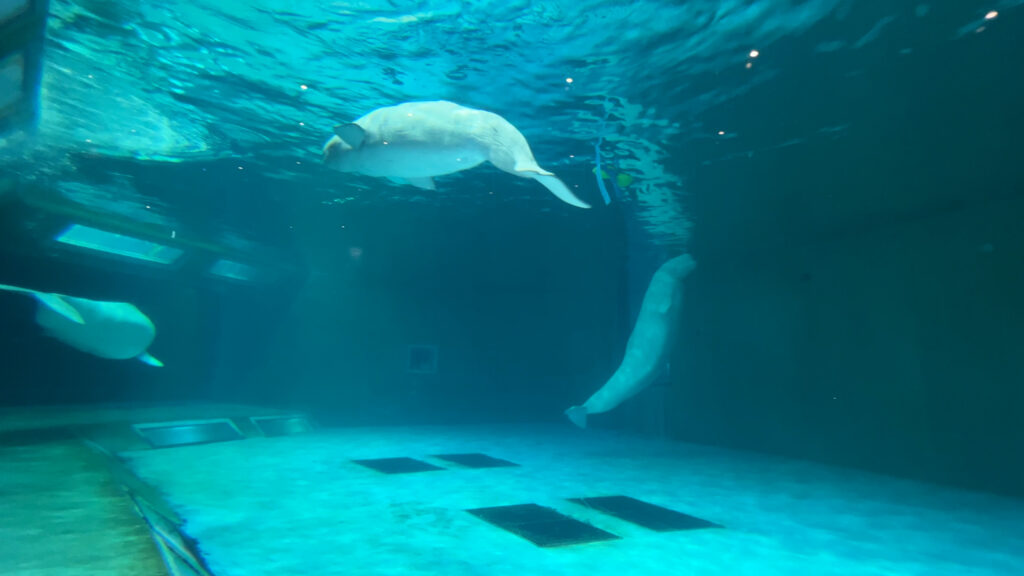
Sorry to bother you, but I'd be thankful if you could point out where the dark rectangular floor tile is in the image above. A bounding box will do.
[433,453,519,468]
[352,457,444,474]
[467,503,620,548]
[567,495,721,532]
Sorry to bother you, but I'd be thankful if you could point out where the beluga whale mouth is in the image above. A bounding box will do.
[322,100,591,209]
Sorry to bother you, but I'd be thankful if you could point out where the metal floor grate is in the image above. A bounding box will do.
[351,457,445,474]
[568,495,721,532]
[433,453,518,469]
[467,503,620,548]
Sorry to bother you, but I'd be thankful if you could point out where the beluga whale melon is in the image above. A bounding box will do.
[565,253,696,428]
[0,284,164,367]
[322,100,591,209]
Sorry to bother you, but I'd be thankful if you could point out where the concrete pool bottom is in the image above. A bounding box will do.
[120,423,1024,576]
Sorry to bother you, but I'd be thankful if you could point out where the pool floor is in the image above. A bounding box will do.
[121,424,1024,576]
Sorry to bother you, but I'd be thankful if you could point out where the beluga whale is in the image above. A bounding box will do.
[565,253,696,428]
[322,100,591,209]
[0,284,164,367]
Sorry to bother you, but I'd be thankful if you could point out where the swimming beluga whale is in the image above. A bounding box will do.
[565,253,696,428]
[322,100,591,209]
[0,284,163,367]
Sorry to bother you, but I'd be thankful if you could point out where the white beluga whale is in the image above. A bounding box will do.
[565,253,696,428]
[0,284,163,367]
[322,100,591,209]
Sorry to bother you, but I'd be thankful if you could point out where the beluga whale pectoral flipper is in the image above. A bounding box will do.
[0,284,164,367]
[565,253,696,428]
[322,100,591,209]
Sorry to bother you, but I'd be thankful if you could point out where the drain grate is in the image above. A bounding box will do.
[133,419,243,449]
[250,415,313,437]
[568,495,721,532]
[466,503,620,548]
[352,457,445,474]
[433,453,518,469]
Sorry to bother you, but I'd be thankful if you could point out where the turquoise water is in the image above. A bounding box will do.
[2,1,1023,574]
[13,1,1018,247]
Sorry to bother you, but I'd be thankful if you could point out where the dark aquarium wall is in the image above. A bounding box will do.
[0,166,628,426]
[665,18,1024,498]
[245,172,630,426]
[0,159,306,406]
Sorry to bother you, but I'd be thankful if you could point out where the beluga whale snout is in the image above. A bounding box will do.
[322,100,591,209]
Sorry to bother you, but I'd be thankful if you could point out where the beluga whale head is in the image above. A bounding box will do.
[322,123,366,173]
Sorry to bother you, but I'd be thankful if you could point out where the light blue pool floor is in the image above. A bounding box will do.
[122,424,1024,576]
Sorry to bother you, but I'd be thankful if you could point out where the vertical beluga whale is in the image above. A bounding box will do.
[322,100,591,209]
[0,284,163,366]
[565,254,696,428]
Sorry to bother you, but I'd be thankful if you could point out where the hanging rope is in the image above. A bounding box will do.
[593,102,613,206]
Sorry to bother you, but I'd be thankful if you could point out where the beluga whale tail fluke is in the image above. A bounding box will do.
[322,100,591,209]
[565,253,696,428]
[0,283,164,367]
[565,405,589,429]
[529,172,589,209]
